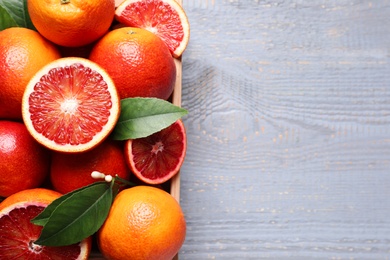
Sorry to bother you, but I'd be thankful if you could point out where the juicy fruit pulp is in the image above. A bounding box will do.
[115,0,190,57]
[0,188,91,260]
[22,57,120,153]
[125,120,187,184]
[0,205,85,259]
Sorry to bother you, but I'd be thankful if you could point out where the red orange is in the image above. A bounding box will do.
[89,27,176,100]
[0,121,51,197]
[22,57,120,153]
[98,186,186,260]
[0,27,61,120]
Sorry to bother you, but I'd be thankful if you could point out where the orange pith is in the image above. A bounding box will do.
[115,0,190,57]
[125,120,187,184]
[22,57,120,153]
[27,0,115,47]
[0,188,92,260]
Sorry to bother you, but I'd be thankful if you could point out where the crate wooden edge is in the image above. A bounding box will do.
[170,57,183,260]
[168,3,184,258]
[170,58,183,203]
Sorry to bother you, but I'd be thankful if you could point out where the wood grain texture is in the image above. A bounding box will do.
[179,0,390,259]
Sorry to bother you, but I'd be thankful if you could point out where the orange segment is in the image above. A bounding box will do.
[22,57,120,153]
[125,120,187,184]
[115,0,190,57]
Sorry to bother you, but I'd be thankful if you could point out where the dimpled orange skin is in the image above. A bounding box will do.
[89,27,176,100]
[0,121,51,198]
[27,0,115,47]
[0,28,61,120]
[98,186,186,260]
[50,140,131,194]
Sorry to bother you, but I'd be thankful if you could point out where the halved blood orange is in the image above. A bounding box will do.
[124,120,187,184]
[22,57,120,153]
[115,0,190,58]
[0,188,92,259]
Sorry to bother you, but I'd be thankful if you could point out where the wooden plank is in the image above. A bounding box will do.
[179,0,390,258]
[170,58,184,203]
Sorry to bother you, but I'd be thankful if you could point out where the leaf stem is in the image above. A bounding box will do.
[114,175,138,187]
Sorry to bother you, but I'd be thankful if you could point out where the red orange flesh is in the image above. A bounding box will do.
[125,120,187,184]
[22,57,120,153]
[115,0,190,57]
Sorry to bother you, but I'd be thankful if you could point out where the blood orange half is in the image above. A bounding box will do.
[115,0,190,58]
[22,57,120,153]
[124,120,187,184]
[0,188,92,259]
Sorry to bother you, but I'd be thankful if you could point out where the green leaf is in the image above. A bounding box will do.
[33,182,114,246]
[111,98,188,140]
[0,0,35,30]
[0,5,18,30]
[31,182,104,227]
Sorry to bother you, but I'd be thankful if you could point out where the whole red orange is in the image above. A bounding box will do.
[0,121,51,197]
[98,186,186,260]
[50,140,131,194]
[27,0,114,47]
[89,27,176,100]
[0,27,61,120]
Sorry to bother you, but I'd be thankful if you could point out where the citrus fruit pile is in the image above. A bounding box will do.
[0,0,189,258]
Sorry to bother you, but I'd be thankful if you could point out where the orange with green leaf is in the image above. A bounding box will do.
[50,140,131,194]
[0,188,92,259]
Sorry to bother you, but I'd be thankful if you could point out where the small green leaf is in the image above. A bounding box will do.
[0,5,18,30]
[111,97,188,140]
[0,0,35,30]
[31,182,105,226]
[34,182,114,246]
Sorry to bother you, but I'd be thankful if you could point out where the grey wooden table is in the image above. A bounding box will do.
[178,1,390,259]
